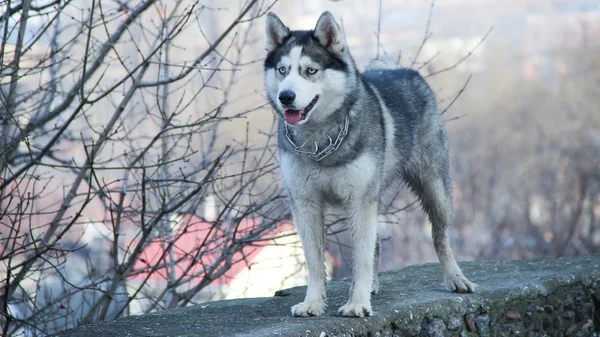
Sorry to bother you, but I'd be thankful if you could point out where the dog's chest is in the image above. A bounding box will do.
[280,152,378,204]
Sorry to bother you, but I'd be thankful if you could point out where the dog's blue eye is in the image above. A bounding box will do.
[278,67,286,74]
[307,67,318,75]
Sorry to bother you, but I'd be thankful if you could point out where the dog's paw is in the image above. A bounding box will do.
[443,262,476,293]
[338,301,372,317]
[444,273,476,293]
[291,300,326,317]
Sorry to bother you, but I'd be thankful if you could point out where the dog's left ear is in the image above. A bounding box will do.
[314,11,344,56]
[266,12,290,53]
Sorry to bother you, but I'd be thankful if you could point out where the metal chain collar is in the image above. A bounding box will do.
[284,116,350,162]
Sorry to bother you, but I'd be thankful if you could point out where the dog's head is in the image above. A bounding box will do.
[264,12,350,126]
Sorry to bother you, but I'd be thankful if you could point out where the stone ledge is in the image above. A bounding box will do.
[54,255,600,337]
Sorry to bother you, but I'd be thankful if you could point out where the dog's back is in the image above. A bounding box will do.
[361,64,445,184]
[363,67,436,124]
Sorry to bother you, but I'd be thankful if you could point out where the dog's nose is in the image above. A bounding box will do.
[278,90,295,105]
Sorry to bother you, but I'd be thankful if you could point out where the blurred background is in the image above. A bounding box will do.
[1,0,598,335]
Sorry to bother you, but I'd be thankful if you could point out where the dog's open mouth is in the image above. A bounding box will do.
[284,96,319,125]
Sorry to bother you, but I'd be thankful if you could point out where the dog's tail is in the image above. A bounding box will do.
[364,57,401,71]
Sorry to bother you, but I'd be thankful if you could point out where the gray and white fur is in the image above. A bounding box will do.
[264,11,475,318]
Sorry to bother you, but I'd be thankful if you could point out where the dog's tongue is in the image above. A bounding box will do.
[284,109,302,125]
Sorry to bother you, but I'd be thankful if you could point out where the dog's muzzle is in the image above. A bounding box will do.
[284,96,319,125]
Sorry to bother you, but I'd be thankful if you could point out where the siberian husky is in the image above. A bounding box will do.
[264,11,475,317]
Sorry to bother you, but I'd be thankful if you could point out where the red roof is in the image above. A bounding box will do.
[129,214,294,286]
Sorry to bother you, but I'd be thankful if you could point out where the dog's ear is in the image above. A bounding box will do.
[266,12,290,53]
[314,11,344,56]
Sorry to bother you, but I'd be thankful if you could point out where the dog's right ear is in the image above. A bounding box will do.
[265,12,289,53]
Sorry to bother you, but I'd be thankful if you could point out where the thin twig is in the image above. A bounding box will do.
[440,73,472,115]
[376,0,382,59]
[426,26,494,78]
[410,0,435,68]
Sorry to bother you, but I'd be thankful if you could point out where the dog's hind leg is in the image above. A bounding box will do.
[290,198,328,317]
[405,165,476,293]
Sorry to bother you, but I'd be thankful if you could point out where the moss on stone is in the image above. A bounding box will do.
[53,254,600,337]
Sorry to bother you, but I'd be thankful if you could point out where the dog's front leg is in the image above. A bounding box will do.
[338,200,378,317]
[290,198,327,317]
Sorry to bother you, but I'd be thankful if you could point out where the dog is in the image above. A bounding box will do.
[264,11,475,318]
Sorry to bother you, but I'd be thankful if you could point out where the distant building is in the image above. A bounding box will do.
[128,214,335,312]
